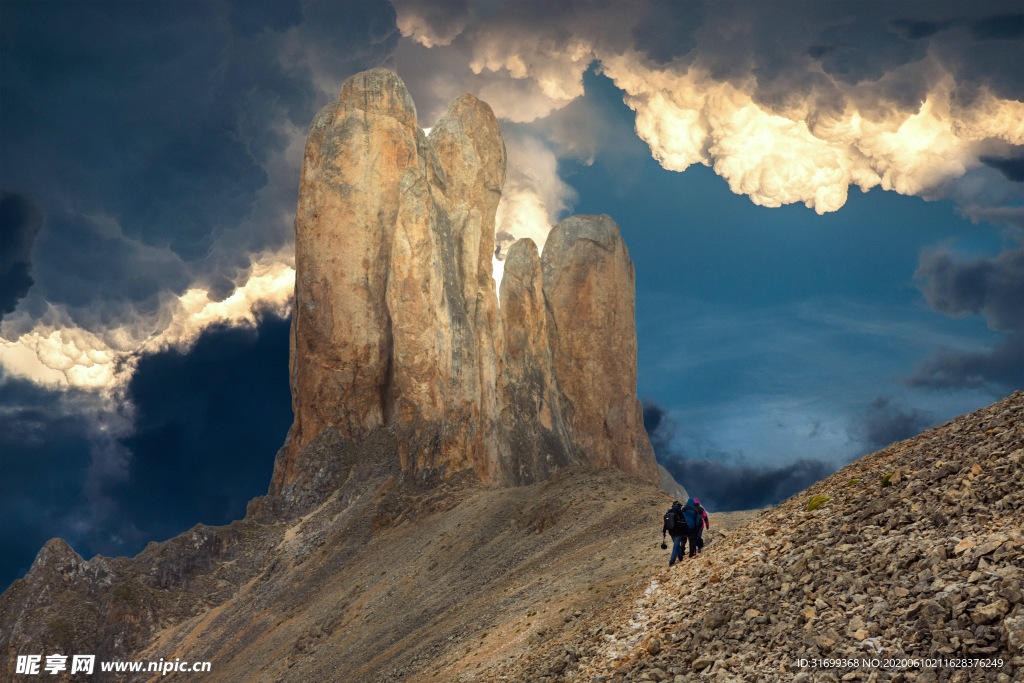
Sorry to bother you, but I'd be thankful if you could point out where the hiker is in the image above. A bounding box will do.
[694,498,710,553]
[661,501,688,567]
[681,497,702,558]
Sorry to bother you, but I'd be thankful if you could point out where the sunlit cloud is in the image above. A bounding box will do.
[600,55,1023,214]
[494,133,578,255]
[0,254,294,393]
[395,1,1024,221]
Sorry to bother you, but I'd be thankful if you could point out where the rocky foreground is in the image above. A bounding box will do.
[486,391,1024,683]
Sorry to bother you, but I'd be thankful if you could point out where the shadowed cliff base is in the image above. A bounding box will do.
[0,438,719,682]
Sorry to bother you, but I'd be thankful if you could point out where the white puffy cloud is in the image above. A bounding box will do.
[495,134,578,251]
[395,0,1024,220]
[600,52,1024,214]
[392,0,471,48]
[489,133,578,292]
[0,254,294,393]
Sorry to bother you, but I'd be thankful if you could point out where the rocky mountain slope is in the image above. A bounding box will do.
[4,392,1019,682]
[487,391,1024,683]
[1,431,739,682]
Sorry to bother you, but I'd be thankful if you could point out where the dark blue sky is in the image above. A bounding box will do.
[2,0,1022,589]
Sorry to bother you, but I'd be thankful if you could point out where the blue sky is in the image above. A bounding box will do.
[2,0,1022,588]
[544,67,1017,506]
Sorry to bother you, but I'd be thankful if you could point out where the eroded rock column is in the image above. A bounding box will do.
[498,238,579,484]
[541,215,659,485]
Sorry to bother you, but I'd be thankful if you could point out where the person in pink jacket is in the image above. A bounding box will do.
[694,498,710,553]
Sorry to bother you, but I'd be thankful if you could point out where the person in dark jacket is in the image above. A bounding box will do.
[662,501,687,567]
[681,497,702,557]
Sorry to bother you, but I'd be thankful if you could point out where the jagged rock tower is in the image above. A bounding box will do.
[269,69,657,501]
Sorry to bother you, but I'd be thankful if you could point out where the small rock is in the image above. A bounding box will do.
[972,599,1009,625]
[907,599,947,627]
[692,656,715,670]
[1000,579,1023,605]
[953,539,976,555]
[1004,615,1024,654]
[976,535,1008,556]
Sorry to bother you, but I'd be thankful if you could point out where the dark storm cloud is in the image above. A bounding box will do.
[114,313,292,543]
[630,0,699,65]
[227,0,303,37]
[911,244,1024,391]
[908,332,1024,392]
[0,377,93,590]
[915,244,1024,332]
[0,192,43,316]
[623,1,940,111]
[848,397,934,453]
[0,313,291,590]
[3,2,268,259]
[970,13,1024,41]
[889,19,953,41]
[981,155,1024,183]
[643,401,832,512]
[891,12,1024,42]
[29,209,191,318]
[0,0,398,315]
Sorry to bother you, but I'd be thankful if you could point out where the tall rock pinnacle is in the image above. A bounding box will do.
[542,215,659,484]
[270,68,657,502]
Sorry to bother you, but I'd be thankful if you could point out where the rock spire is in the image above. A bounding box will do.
[270,68,657,502]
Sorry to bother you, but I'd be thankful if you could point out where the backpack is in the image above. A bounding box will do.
[683,504,701,530]
[663,508,687,535]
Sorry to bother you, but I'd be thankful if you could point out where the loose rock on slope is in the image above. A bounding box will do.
[487,391,1024,683]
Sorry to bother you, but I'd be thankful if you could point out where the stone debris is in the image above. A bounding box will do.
[485,391,1024,682]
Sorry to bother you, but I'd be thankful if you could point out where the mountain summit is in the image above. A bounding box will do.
[270,68,658,511]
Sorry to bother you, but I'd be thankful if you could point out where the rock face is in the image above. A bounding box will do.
[497,238,579,484]
[658,464,689,502]
[542,215,658,484]
[271,68,658,501]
